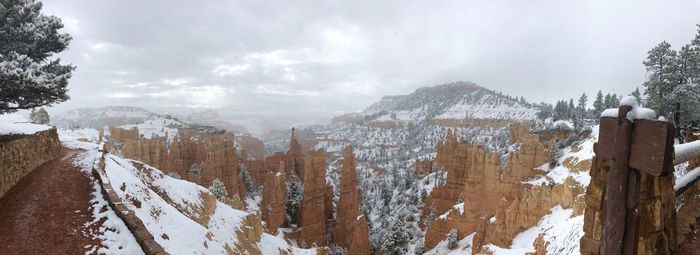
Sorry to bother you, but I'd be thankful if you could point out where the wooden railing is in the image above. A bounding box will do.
[674,140,700,196]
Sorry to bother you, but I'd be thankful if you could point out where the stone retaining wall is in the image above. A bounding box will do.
[0,128,61,199]
[580,155,677,254]
[92,150,167,255]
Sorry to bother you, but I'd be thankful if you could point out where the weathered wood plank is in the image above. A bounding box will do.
[623,209,640,255]
[629,119,674,176]
[597,117,618,160]
[601,106,634,255]
[623,169,641,255]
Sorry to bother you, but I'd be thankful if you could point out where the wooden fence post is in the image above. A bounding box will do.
[601,105,634,254]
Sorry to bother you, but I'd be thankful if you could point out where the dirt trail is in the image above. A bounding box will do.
[0,148,102,254]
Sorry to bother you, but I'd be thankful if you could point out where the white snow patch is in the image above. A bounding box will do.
[425,233,476,255]
[601,97,656,122]
[0,112,52,135]
[484,205,582,255]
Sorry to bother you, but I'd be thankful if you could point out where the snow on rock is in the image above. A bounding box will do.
[0,112,52,135]
[101,151,316,254]
[117,116,182,140]
[527,126,598,187]
[424,233,476,255]
[483,205,582,255]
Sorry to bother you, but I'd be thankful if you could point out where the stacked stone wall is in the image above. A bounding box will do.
[0,129,61,199]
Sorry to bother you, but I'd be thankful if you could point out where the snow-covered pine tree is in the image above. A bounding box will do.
[208,178,228,202]
[0,0,75,114]
[567,99,575,119]
[239,167,259,196]
[593,90,604,118]
[577,93,587,115]
[631,88,643,107]
[381,219,410,255]
[284,174,303,226]
[329,244,348,255]
[447,228,458,249]
[643,41,679,118]
[188,163,202,177]
[31,108,50,124]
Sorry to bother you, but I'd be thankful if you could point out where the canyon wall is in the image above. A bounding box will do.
[108,127,246,199]
[0,129,61,199]
[422,124,584,253]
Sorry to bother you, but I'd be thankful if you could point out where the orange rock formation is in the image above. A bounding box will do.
[109,127,246,199]
[261,162,287,234]
[422,124,579,252]
[332,146,371,254]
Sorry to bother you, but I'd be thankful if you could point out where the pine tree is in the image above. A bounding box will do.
[381,219,410,255]
[568,99,575,119]
[447,228,458,249]
[604,94,613,109]
[610,94,620,108]
[631,88,643,106]
[239,167,258,195]
[593,91,604,118]
[31,107,50,124]
[208,178,228,202]
[643,41,678,118]
[577,93,588,113]
[0,0,75,114]
[188,163,202,177]
[285,175,303,226]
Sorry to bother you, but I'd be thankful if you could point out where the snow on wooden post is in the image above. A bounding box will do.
[596,97,675,255]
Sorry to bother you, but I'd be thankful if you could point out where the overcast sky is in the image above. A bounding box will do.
[42,0,700,128]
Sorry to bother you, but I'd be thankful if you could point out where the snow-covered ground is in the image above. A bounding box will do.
[435,93,538,120]
[116,116,182,140]
[484,206,582,255]
[526,126,598,187]
[0,112,52,135]
[59,129,144,255]
[58,126,316,254]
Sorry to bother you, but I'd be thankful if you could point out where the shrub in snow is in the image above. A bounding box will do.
[285,175,303,226]
[30,108,50,124]
[208,178,228,202]
[413,241,425,255]
[167,172,181,179]
[328,244,348,255]
[0,0,75,114]
[447,228,458,249]
[188,163,202,177]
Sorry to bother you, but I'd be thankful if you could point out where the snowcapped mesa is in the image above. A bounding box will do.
[3,0,700,255]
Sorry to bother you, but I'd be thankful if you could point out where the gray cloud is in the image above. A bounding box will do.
[41,0,700,128]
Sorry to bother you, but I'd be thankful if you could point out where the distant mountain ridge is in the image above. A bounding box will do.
[359,81,539,124]
[54,106,156,128]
